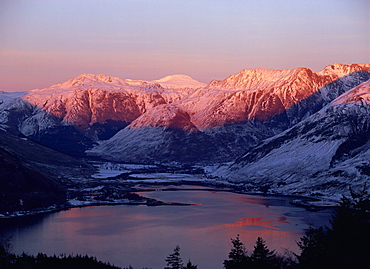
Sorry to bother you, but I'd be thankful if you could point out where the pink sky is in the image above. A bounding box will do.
[0,0,369,92]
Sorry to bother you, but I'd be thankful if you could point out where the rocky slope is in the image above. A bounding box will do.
[216,80,370,200]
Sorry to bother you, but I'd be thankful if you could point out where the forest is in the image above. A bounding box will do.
[1,186,369,269]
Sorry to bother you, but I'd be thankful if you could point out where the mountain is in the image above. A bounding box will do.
[1,64,370,164]
[216,80,370,200]
[1,63,370,204]
[151,74,207,88]
[88,64,370,163]
[0,74,203,156]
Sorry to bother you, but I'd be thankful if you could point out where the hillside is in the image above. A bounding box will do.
[215,80,370,200]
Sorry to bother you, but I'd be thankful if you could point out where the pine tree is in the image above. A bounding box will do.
[164,245,183,269]
[296,226,326,269]
[295,184,370,269]
[184,260,197,269]
[250,237,276,269]
[223,234,248,269]
[324,185,370,268]
[0,236,12,269]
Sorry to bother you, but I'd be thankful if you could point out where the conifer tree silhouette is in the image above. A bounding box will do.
[250,237,276,269]
[164,245,184,269]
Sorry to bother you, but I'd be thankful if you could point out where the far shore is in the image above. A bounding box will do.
[0,181,336,220]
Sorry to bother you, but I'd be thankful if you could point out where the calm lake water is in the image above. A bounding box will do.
[0,186,332,269]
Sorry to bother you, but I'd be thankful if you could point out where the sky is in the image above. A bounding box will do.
[0,0,369,92]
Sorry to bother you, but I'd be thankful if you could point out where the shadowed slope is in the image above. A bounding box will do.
[218,80,370,199]
[0,127,95,213]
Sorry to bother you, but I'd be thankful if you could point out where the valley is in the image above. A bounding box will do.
[2,2,368,267]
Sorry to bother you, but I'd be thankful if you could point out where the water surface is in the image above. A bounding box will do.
[0,186,332,269]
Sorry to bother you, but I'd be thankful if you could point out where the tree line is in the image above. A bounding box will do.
[1,186,369,269]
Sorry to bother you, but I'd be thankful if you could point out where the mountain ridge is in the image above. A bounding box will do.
[0,64,369,162]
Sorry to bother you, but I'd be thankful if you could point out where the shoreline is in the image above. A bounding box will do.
[0,181,336,220]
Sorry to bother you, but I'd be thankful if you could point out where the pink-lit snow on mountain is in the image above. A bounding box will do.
[151,74,206,88]
[1,64,369,135]
[331,80,370,106]
[216,79,370,200]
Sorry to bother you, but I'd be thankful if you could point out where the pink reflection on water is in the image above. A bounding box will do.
[56,206,112,219]
[224,217,276,229]
[217,215,301,253]
[3,189,329,269]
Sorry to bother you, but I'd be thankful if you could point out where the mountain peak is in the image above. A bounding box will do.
[152,74,206,88]
[319,63,370,77]
[62,73,128,88]
[208,67,313,90]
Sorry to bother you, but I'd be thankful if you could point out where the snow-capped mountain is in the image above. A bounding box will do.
[1,64,369,163]
[151,74,207,88]
[88,64,370,162]
[0,74,202,155]
[216,80,370,200]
